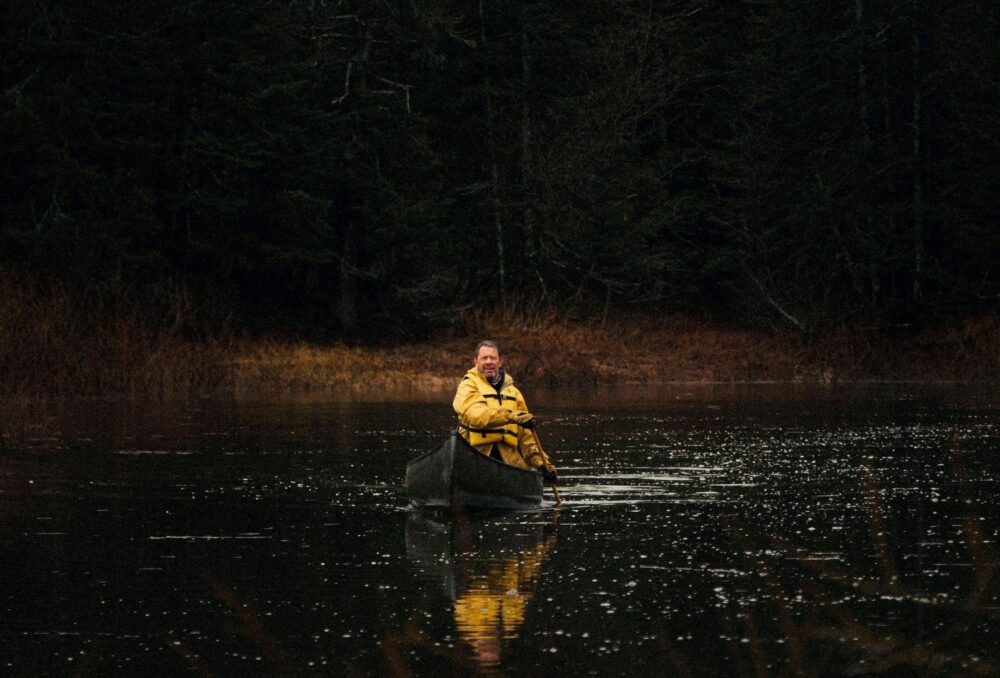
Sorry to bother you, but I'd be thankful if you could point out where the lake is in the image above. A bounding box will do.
[1,384,998,676]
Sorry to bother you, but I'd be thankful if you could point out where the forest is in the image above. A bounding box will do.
[3,1,1000,393]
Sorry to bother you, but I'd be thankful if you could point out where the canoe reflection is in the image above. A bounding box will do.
[405,510,558,667]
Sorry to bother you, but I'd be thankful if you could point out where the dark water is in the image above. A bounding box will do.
[1,384,999,676]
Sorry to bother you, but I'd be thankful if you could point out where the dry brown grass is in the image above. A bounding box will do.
[455,301,813,383]
[229,305,1000,393]
[229,340,464,396]
[3,270,999,400]
[0,271,229,399]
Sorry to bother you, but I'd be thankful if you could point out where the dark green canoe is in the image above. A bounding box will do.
[405,431,544,509]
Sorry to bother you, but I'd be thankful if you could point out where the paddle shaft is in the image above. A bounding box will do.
[530,425,562,506]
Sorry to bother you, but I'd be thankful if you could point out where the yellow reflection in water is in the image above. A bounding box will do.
[405,510,557,669]
[453,535,555,665]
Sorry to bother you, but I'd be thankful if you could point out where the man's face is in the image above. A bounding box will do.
[474,346,502,379]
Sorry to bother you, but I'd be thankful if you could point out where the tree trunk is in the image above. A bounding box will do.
[856,0,880,303]
[338,222,359,336]
[911,0,924,301]
[335,23,370,336]
[521,21,538,292]
[480,0,505,293]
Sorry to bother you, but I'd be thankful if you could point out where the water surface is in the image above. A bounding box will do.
[1,384,998,676]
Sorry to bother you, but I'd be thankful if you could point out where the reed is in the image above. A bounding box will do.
[457,303,807,383]
[229,340,447,395]
[0,271,229,399]
[3,269,999,400]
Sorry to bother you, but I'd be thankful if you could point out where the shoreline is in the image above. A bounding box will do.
[227,313,1000,396]
[3,299,1000,399]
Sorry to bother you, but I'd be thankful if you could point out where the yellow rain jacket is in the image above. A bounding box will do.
[453,368,551,470]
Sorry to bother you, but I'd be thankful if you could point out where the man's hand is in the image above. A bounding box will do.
[541,463,557,484]
[509,411,536,429]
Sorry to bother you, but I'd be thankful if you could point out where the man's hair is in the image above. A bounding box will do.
[474,340,500,357]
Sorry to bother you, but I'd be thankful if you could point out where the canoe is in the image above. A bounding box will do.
[405,431,544,509]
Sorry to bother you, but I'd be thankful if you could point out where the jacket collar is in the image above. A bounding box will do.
[466,367,512,389]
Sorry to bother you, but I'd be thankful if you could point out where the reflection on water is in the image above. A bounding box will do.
[406,510,558,671]
[1,384,999,675]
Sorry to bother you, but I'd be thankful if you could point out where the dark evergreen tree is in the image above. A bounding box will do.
[2,0,998,337]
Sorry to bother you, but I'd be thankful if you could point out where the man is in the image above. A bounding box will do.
[453,340,557,484]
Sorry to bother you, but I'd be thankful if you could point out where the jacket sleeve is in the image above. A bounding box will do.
[514,390,550,468]
[453,377,514,428]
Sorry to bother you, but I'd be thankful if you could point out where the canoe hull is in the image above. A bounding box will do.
[405,432,544,509]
